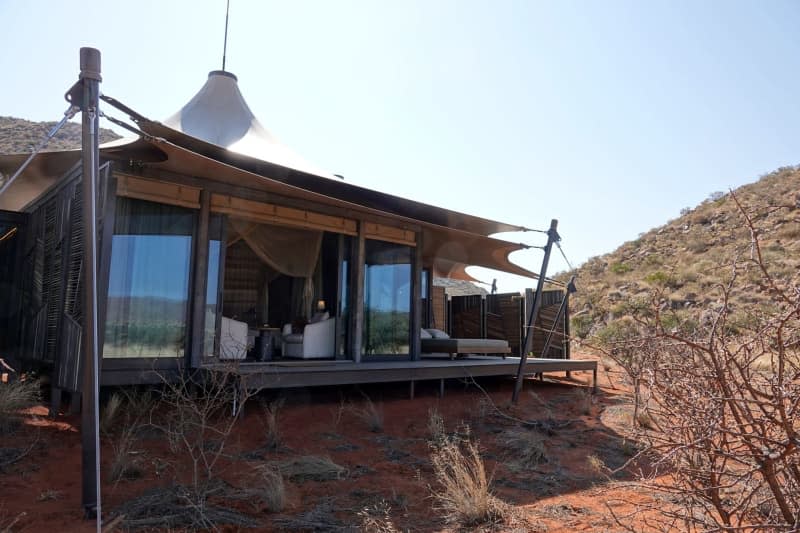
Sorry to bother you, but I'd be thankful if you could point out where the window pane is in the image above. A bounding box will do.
[0,222,22,356]
[104,198,195,358]
[363,240,411,356]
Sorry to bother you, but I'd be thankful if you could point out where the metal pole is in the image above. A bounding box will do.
[78,47,102,528]
[539,275,576,359]
[512,219,559,404]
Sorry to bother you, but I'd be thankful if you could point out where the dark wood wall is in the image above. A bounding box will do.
[17,163,114,392]
[443,289,569,358]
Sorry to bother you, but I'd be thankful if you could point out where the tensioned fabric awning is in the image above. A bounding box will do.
[116,71,530,238]
[0,70,542,281]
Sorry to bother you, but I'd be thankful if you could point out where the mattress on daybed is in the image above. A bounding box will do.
[420,338,511,354]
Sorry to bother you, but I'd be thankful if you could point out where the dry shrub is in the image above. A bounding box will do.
[139,366,259,530]
[430,429,507,528]
[606,193,800,531]
[269,455,347,482]
[110,483,259,530]
[0,379,40,433]
[498,428,548,472]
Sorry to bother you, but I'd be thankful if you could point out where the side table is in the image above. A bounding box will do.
[256,327,281,361]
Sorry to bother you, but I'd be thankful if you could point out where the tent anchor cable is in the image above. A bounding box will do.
[0,104,79,198]
[555,241,575,272]
[98,110,154,141]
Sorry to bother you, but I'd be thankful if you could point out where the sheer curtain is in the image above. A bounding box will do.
[228,219,322,319]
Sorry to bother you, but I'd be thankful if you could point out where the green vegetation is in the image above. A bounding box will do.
[608,262,632,275]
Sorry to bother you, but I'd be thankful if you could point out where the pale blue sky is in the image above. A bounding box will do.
[1,0,798,291]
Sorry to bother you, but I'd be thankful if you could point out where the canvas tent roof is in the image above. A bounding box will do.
[0,70,539,281]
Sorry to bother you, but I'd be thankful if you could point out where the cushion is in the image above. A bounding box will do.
[425,328,450,339]
[309,311,330,324]
[420,328,433,339]
[283,333,304,344]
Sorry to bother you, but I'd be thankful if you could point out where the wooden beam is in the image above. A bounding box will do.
[189,190,211,368]
[116,174,200,209]
[363,222,416,247]
[210,193,358,235]
[115,167,422,233]
[409,232,422,361]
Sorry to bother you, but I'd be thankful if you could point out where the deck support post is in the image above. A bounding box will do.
[49,385,61,417]
[69,392,82,415]
[512,219,559,404]
[409,380,415,400]
[439,378,445,398]
[592,367,598,394]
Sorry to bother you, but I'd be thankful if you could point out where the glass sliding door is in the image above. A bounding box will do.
[104,197,195,358]
[362,239,412,357]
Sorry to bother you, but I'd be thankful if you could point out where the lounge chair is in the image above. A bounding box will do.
[420,328,510,359]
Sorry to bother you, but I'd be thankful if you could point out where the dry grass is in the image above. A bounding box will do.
[358,499,400,533]
[0,379,40,434]
[430,430,507,528]
[427,407,445,443]
[247,465,286,513]
[587,454,608,478]
[260,397,284,450]
[352,395,384,433]
[100,392,124,435]
[497,428,548,472]
[269,455,348,482]
[572,387,593,416]
[36,489,62,502]
[108,420,143,483]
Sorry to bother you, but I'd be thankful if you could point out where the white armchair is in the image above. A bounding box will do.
[282,312,335,359]
[219,317,249,360]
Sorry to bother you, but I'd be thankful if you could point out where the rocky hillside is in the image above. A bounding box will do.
[562,166,800,340]
[0,115,120,155]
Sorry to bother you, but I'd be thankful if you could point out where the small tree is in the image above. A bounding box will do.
[613,192,800,531]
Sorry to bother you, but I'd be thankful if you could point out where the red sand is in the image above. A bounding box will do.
[0,356,657,532]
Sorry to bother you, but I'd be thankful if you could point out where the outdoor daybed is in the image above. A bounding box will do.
[420,329,511,359]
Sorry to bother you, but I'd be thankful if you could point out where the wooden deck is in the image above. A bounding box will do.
[206,355,598,392]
